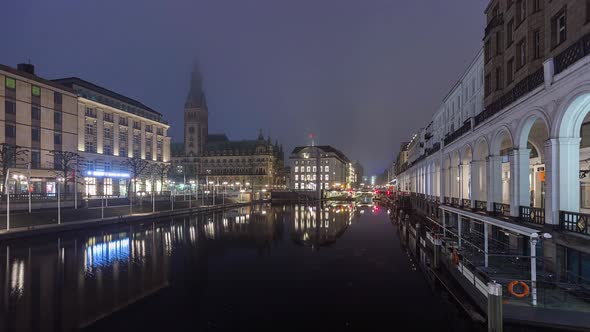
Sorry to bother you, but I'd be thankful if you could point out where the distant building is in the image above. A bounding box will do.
[198,131,285,189]
[289,145,352,190]
[172,66,286,190]
[0,63,171,197]
[0,63,78,194]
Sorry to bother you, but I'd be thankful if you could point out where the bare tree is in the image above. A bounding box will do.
[0,144,29,195]
[152,163,171,193]
[124,157,150,196]
[47,150,81,193]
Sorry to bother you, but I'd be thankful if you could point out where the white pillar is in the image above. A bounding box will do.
[510,149,531,217]
[471,160,483,207]
[557,138,581,213]
[458,164,463,202]
[488,155,502,212]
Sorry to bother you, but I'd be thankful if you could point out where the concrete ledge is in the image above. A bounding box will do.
[0,202,252,241]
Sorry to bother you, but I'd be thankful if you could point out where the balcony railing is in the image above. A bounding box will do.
[484,13,503,37]
[443,196,450,205]
[444,121,472,146]
[476,68,544,127]
[493,203,511,218]
[519,206,545,225]
[451,197,460,207]
[559,211,590,236]
[474,200,487,212]
[554,31,590,75]
[462,199,471,209]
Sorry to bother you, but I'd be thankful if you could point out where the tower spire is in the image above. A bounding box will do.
[185,63,205,109]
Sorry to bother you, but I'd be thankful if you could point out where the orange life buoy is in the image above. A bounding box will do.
[508,280,530,298]
[452,249,460,265]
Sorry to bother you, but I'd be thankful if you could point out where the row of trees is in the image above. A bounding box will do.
[0,143,171,197]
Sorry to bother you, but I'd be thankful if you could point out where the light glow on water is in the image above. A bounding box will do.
[85,237,130,272]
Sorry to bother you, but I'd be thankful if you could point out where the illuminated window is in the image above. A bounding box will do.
[294,166,299,173]
[31,85,40,96]
[325,166,329,172]
[295,175,299,181]
[85,177,96,196]
[5,77,16,90]
[295,183,299,189]
[104,178,113,195]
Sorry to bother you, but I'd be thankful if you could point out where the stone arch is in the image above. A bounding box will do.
[491,125,514,156]
[474,137,490,161]
[551,87,590,214]
[515,108,551,150]
[553,83,590,138]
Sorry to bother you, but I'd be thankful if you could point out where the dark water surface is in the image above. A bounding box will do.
[0,204,478,331]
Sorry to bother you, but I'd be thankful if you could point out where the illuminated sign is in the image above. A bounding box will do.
[86,171,130,178]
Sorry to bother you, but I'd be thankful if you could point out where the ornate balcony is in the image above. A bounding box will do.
[559,211,590,237]
[519,206,545,225]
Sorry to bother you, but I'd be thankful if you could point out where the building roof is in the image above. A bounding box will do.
[207,134,229,143]
[0,64,75,94]
[205,139,264,153]
[290,145,350,163]
[52,77,162,117]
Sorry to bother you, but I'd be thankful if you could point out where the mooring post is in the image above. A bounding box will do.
[487,281,503,332]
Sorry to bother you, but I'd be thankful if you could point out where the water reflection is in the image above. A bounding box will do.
[292,203,358,249]
[0,203,366,331]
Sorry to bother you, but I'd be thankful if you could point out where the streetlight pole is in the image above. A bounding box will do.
[27,162,31,213]
[5,169,10,231]
[57,177,61,225]
[151,176,155,214]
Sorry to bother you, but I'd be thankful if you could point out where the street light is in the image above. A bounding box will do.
[57,177,64,225]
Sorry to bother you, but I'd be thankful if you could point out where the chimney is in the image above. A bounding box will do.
[17,63,35,75]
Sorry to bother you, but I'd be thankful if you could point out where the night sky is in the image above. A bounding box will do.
[3,0,486,175]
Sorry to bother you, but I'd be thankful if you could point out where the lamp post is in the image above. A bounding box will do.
[189,180,195,209]
[27,162,31,213]
[222,181,228,205]
[5,169,10,231]
[57,177,64,225]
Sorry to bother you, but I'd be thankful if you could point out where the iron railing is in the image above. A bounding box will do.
[474,200,487,212]
[444,121,472,146]
[475,68,544,127]
[493,203,511,218]
[554,31,590,74]
[462,199,471,209]
[559,211,590,236]
[519,206,545,225]
[451,197,460,207]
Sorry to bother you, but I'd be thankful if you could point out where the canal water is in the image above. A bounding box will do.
[0,203,479,331]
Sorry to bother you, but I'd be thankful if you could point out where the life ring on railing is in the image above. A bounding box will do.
[452,249,459,265]
[507,280,530,298]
